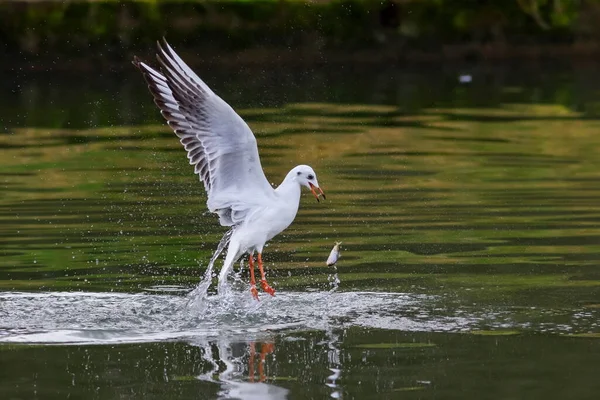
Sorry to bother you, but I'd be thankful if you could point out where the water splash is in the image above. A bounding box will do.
[1,289,597,345]
[186,229,233,313]
[328,265,340,293]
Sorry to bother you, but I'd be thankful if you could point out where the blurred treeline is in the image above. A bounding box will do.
[2,0,600,65]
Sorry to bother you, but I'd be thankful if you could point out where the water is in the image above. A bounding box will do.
[2,63,600,398]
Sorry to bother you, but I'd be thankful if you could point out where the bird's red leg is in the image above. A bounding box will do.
[257,253,275,296]
[249,255,259,300]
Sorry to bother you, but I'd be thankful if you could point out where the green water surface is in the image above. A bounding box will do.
[1,64,600,399]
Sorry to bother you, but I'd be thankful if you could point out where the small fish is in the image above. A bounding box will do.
[326,242,342,266]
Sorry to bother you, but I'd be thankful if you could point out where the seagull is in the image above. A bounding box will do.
[133,40,325,300]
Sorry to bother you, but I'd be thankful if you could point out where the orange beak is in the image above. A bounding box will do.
[309,182,326,202]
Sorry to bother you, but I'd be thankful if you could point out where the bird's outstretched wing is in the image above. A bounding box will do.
[133,40,276,226]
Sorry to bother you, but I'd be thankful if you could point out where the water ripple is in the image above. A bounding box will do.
[1,290,597,344]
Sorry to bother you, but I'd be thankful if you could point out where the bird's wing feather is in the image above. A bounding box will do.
[133,40,276,226]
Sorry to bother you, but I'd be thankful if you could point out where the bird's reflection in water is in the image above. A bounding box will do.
[193,338,289,400]
[248,342,275,383]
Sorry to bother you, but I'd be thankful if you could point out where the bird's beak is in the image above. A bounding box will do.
[309,182,326,202]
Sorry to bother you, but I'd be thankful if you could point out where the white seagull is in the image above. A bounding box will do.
[133,40,325,300]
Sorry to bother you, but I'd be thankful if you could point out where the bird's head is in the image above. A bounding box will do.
[292,165,326,202]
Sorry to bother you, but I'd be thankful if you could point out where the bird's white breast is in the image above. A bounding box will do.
[235,181,301,253]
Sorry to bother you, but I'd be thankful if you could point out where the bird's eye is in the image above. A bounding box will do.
[307,174,314,180]
[297,171,302,176]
